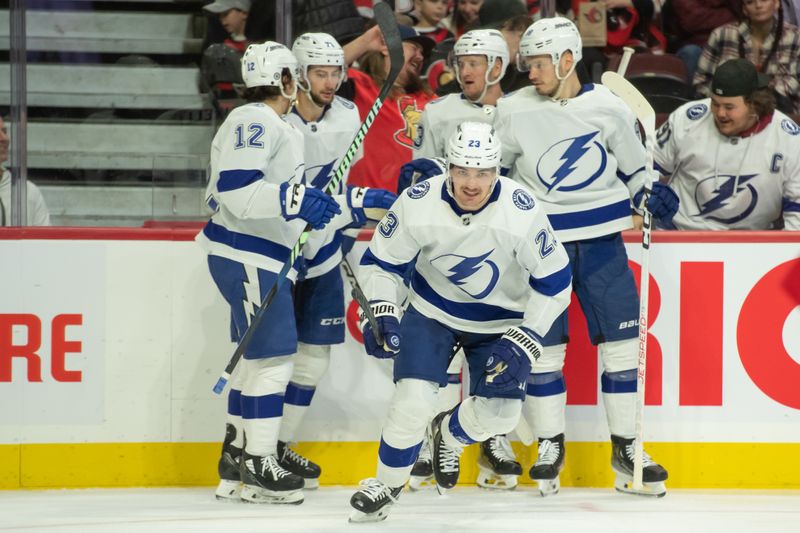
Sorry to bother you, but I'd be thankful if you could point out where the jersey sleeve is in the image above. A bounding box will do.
[359,195,420,305]
[653,108,682,177]
[495,99,521,176]
[413,106,440,159]
[607,102,651,200]
[211,117,296,220]
[782,144,800,230]
[514,205,572,337]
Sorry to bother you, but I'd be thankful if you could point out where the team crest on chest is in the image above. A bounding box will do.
[536,131,607,193]
[781,119,800,136]
[394,96,424,148]
[512,189,535,210]
[694,174,758,223]
[407,180,431,199]
[686,104,708,120]
[431,250,500,299]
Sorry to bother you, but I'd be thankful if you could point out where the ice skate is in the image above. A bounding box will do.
[611,435,668,497]
[428,408,463,494]
[529,433,565,497]
[408,440,436,491]
[240,451,304,504]
[215,423,243,501]
[349,478,403,523]
[277,440,321,489]
[476,435,521,490]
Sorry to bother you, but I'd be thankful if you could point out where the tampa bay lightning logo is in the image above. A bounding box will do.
[512,189,535,210]
[694,174,759,223]
[781,118,800,136]
[536,132,607,193]
[431,250,500,299]
[407,180,430,199]
[305,160,336,190]
[686,104,708,120]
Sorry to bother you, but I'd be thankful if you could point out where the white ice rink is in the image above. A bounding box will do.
[2,486,798,533]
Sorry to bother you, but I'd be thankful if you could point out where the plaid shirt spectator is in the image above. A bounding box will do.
[693,20,800,112]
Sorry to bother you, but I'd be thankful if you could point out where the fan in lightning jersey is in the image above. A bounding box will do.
[495,18,675,498]
[279,32,396,487]
[348,122,571,523]
[654,58,800,230]
[404,29,522,491]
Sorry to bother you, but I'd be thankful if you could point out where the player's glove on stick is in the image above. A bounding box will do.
[279,182,341,230]
[359,300,401,359]
[347,186,398,226]
[397,157,447,194]
[634,182,679,224]
[484,326,542,393]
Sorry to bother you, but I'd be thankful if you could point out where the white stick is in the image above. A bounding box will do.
[600,72,655,491]
[617,47,635,76]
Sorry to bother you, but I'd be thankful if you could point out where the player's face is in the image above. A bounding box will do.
[218,8,248,36]
[524,55,558,96]
[0,118,7,165]
[458,0,483,25]
[710,94,757,137]
[742,0,779,24]
[457,55,490,99]
[306,66,343,106]
[416,0,448,25]
[450,165,497,211]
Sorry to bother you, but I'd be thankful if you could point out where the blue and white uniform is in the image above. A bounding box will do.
[495,83,649,443]
[360,173,571,489]
[413,94,496,159]
[654,99,800,230]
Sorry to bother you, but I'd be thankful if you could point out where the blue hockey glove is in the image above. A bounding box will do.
[397,157,447,194]
[359,300,401,359]
[634,182,679,224]
[279,182,341,230]
[347,186,398,226]
[484,326,542,394]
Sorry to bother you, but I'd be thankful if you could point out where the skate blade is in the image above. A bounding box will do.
[349,506,392,523]
[408,475,436,492]
[614,475,666,498]
[302,478,320,490]
[215,480,242,501]
[535,478,560,497]
[476,466,518,490]
[240,485,304,505]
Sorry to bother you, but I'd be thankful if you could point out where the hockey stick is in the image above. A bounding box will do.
[212,2,403,394]
[600,71,655,491]
[340,256,384,346]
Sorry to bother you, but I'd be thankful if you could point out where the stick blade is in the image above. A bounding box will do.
[601,72,656,137]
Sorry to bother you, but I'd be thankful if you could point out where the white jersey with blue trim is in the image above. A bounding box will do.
[285,96,362,277]
[495,84,649,242]
[360,174,572,336]
[197,102,308,278]
[654,99,800,230]
[413,93,497,158]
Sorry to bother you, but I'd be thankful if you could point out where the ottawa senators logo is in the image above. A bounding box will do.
[394,96,423,148]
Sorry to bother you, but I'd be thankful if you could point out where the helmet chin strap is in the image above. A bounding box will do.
[458,60,502,105]
[550,55,577,101]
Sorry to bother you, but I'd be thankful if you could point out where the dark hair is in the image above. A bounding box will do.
[240,67,294,102]
[745,87,776,118]
[739,1,783,72]
[499,14,533,33]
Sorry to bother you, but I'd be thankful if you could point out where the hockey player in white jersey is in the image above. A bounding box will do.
[197,41,392,505]
[348,122,572,522]
[278,32,397,488]
[653,58,800,230]
[401,29,523,491]
[495,18,678,497]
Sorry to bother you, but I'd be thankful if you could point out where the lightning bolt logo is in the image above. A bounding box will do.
[241,264,261,326]
[536,132,607,193]
[695,174,759,224]
[432,250,500,299]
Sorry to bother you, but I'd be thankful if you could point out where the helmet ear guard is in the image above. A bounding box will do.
[242,41,301,99]
[291,32,346,93]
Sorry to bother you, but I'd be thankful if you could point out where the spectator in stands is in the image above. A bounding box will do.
[340,24,435,191]
[664,0,738,80]
[693,0,800,113]
[654,58,800,230]
[0,118,51,226]
[414,0,456,43]
[444,0,485,38]
[203,0,251,53]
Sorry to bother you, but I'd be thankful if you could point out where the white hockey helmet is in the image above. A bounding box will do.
[452,29,510,86]
[517,17,582,72]
[241,41,300,98]
[291,32,346,91]
[447,121,501,170]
